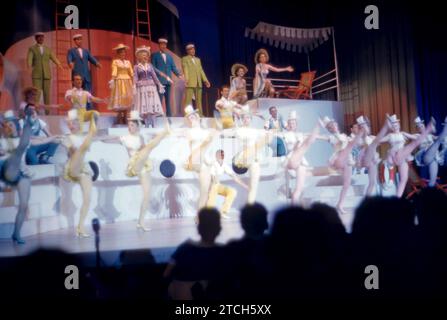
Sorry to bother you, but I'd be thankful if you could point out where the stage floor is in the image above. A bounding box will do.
[0,208,356,264]
[0,216,244,264]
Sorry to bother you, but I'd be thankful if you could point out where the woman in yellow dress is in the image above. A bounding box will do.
[109,44,134,125]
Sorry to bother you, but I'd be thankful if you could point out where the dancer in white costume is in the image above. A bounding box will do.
[223,105,274,204]
[317,116,362,214]
[176,105,217,214]
[279,111,320,204]
[363,114,435,198]
[407,116,447,187]
[61,109,99,237]
[100,110,170,231]
[350,116,381,196]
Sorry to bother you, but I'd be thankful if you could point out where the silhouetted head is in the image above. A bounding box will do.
[240,203,268,238]
[198,208,221,243]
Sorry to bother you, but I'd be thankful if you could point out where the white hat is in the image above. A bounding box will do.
[240,104,251,116]
[185,43,195,50]
[321,116,335,128]
[288,110,297,121]
[184,105,199,117]
[356,115,368,126]
[34,32,44,37]
[72,33,83,40]
[414,116,424,126]
[3,110,16,120]
[388,114,400,123]
[127,110,143,121]
[66,109,79,121]
[158,38,168,44]
[135,45,151,55]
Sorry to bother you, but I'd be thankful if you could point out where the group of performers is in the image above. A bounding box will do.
[1,32,447,245]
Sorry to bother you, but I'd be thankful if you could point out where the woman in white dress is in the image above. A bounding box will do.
[253,48,293,98]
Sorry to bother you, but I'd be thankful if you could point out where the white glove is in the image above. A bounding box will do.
[159,85,165,94]
[108,79,114,89]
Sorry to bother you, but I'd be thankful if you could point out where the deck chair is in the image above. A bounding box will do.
[276,71,316,99]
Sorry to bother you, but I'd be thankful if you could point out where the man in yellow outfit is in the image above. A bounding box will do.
[181,43,210,116]
[207,149,248,218]
[65,74,105,131]
[27,32,62,104]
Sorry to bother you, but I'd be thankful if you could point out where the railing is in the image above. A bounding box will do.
[229,67,338,100]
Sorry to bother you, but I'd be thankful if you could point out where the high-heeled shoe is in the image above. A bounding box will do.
[12,234,26,245]
[136,223,151,232]
[76,227,90,238]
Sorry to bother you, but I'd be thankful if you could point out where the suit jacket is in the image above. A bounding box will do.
[27,44,60,80]
[151,51,181,86]
[67,47,99,82]
[181,55,208,88]
[267,115,286,131]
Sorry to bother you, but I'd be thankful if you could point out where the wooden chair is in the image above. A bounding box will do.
[276,71,316,99]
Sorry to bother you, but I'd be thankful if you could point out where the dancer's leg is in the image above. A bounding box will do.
[221,185,236,214]
[332,134,362,170]
[11,177,31,244]
[336,165,352,214]
[77,174,92,236]
[287,125,319,170]
[137,172,152,230]
[198,164,211,209]
[68,115,97,177]
[423,118,447,165]
[396,161,409,198]
[247,162,261,204]
[291,165,306,204]
[3,117,33,182]
[132,129,168,174]
[364,121,390,166]
[394,123,434,166]
[427,161,438,187]
[366,164,378,196]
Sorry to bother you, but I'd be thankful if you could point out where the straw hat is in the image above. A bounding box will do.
[414,116,424,127]
[185,43,195,50]
[3,110,16,121]
[356,115,369,126]
[72,34,83,40]
[158,38,168,44]
[321,116,335,128]
[135,46,151,55]
[34,32,44,37]
[184,105,199,118]
[127,110,143,122]
[231,63,248,77]
[388,114,400,123]
[254,48,269,64]
[66,109,79,121]
[113,43,129,51]
[288,110,297,121]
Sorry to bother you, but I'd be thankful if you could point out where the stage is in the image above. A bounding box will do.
[0,208,359,264]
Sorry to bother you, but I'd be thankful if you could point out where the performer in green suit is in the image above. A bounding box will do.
[27,32,62,105]
[181,43,210,116]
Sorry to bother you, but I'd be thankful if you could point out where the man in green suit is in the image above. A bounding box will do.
[181,43,210,115]
[27,32,62,105]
